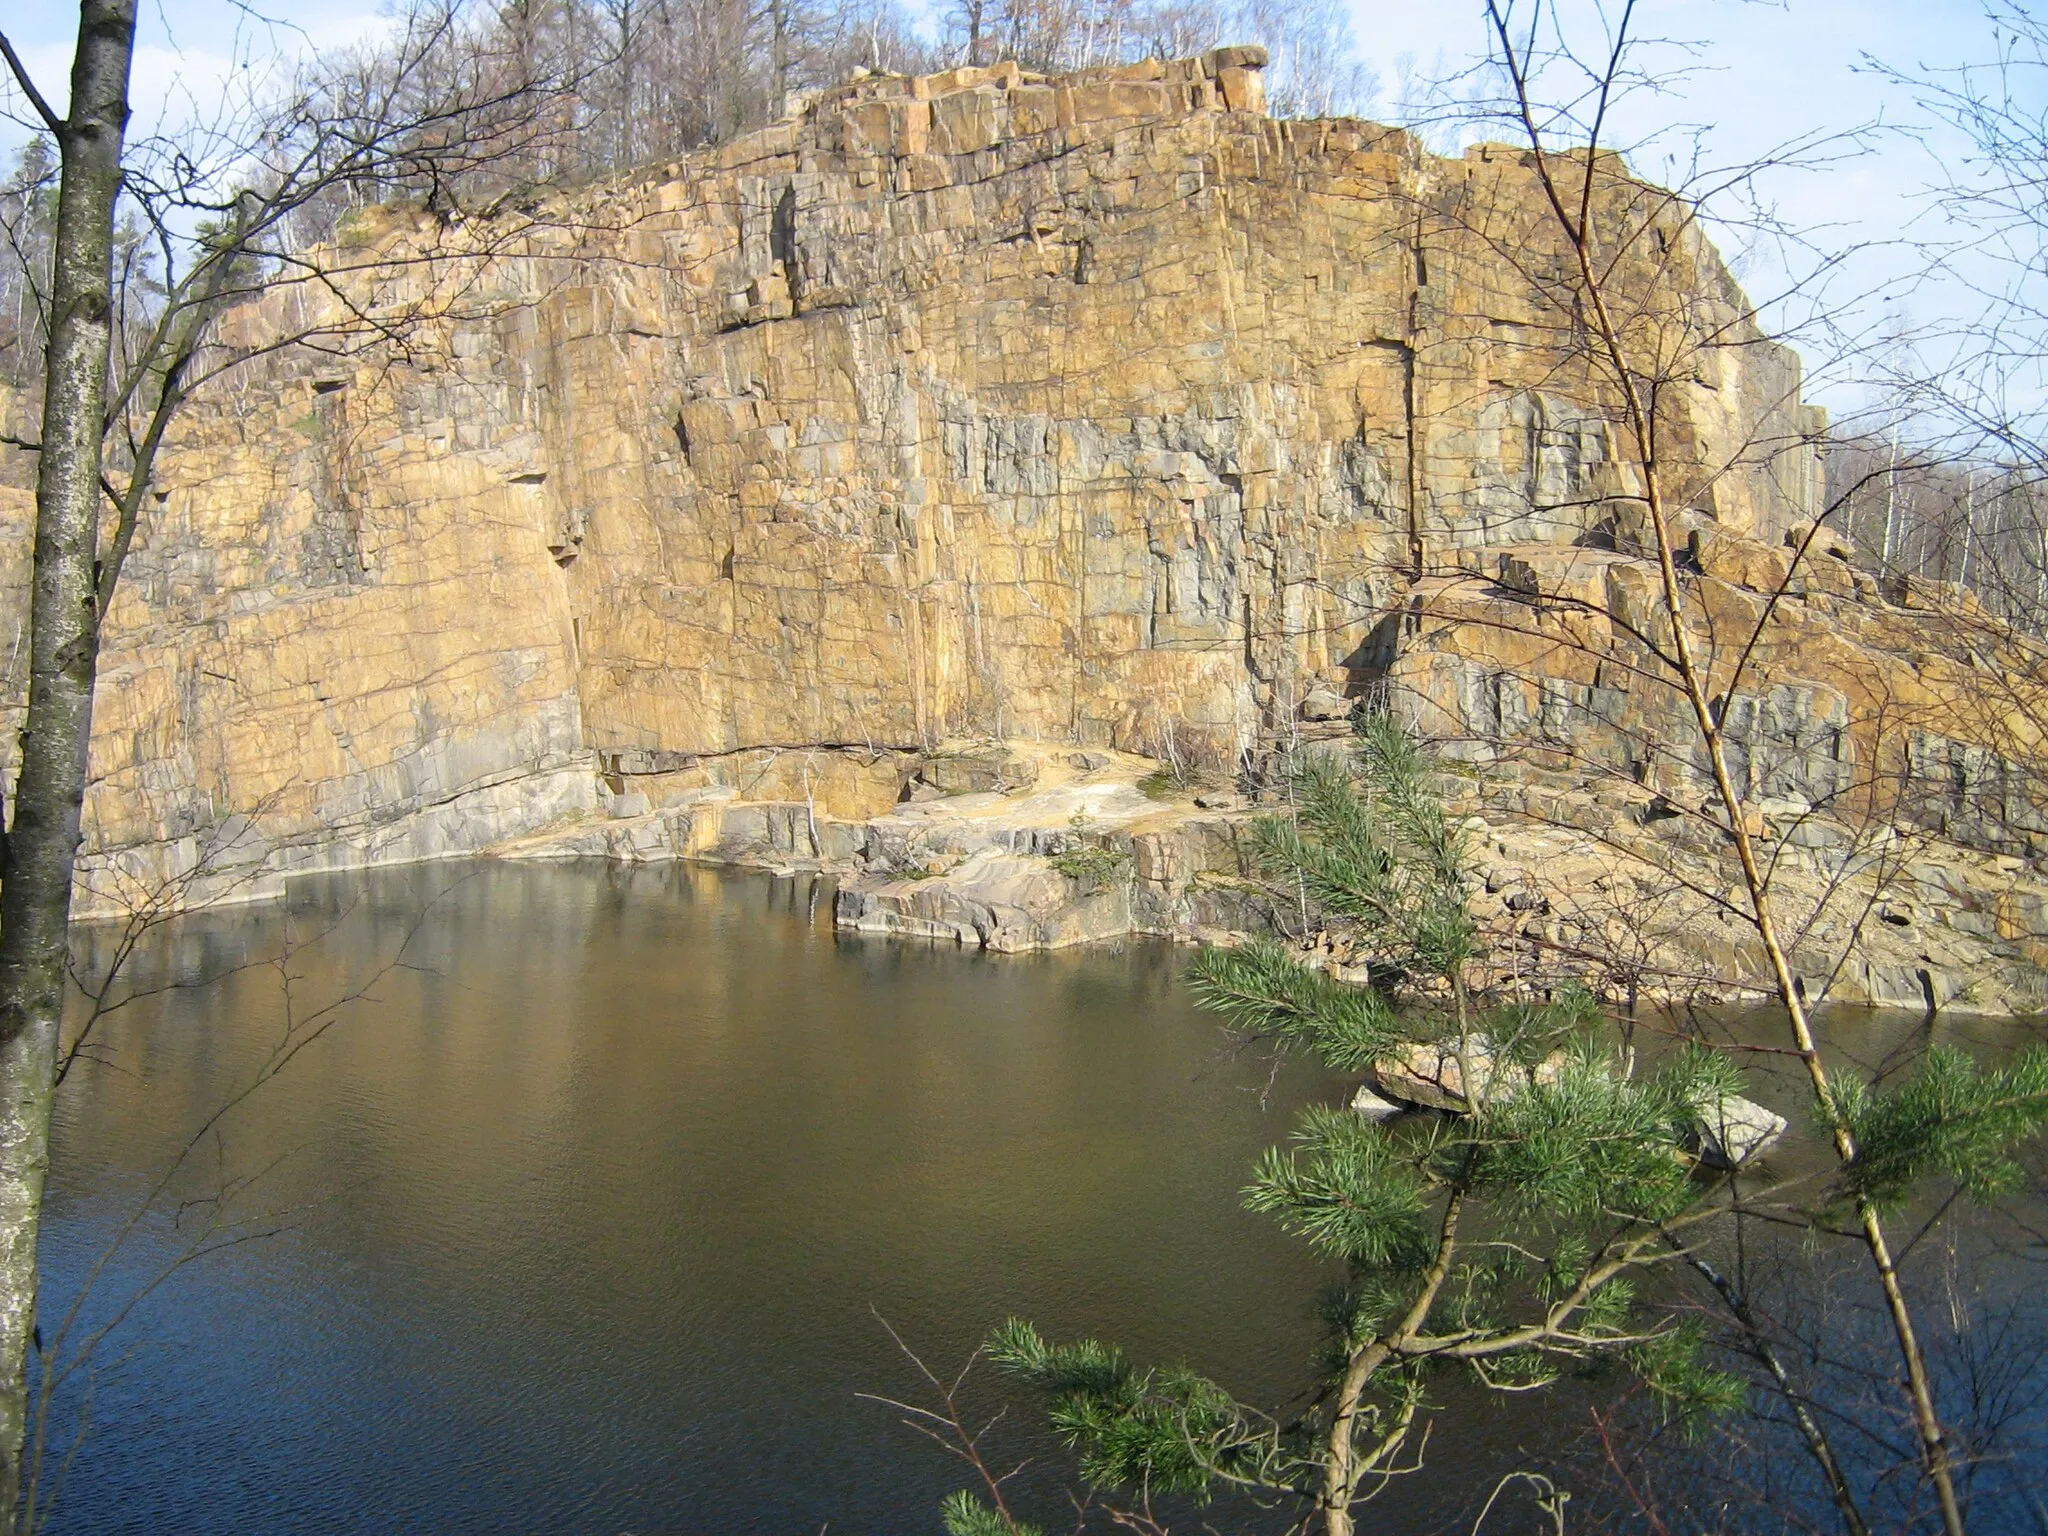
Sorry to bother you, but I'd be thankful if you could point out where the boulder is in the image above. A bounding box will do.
[1367,1037,1568,1113]
[918,747,1039,797]
[1495,553,1543,603]
[1688,1093,1787,1170]
[1350,1082,1406,1121]
[1300,687,1353,722]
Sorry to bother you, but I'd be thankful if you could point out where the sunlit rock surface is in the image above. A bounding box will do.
[0,51,2043,1010]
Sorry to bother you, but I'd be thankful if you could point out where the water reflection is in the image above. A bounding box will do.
[38,864,2048,1535]
[43,863,1361,1536]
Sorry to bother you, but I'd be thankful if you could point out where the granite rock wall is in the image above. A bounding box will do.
[0,48,1900,922]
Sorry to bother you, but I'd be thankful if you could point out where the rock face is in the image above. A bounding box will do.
[0,47,1824,910]
[0,49,2042,1014]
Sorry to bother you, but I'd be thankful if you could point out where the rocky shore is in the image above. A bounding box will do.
[484,734,2048,1017]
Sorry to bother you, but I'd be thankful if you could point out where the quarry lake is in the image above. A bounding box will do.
[39,861,1354,1536]
[29,862,2048,1535]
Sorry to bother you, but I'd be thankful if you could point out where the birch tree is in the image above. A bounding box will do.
[0,6,137,1518]
[0,5,572,1521]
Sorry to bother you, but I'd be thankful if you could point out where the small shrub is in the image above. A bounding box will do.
[1137,768,1182,800]
[1138,761,1221,801]
[1049,843,1130,888]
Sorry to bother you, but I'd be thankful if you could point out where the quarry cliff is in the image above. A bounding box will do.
[4,48,2045,1013]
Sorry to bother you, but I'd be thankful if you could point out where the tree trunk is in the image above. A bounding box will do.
[0,1,136,1521]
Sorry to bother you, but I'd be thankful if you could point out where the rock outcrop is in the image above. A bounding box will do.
[0,49,2043,1011]
[0,48,1813,887]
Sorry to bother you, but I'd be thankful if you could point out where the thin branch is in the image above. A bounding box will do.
[0,32,62,137]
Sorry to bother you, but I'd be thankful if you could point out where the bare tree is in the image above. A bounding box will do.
[1458,4,2029,1529]
[0,4,584,1519]
[0,7,139,1519]
[1870,2,2048,482]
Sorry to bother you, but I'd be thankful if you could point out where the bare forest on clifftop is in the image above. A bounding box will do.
[0,0,1372,343]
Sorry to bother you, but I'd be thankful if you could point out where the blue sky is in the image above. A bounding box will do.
[0,0,2026,412]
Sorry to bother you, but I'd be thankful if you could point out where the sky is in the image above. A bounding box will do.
[1342,1,2015,414]
[0,0,2030,414]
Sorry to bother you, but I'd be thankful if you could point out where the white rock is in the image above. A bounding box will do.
[1691,1094,1787,1170]
[1368,1038,1568,1113]
[1351,1082,1406,1121]
[1300,687,1353,722]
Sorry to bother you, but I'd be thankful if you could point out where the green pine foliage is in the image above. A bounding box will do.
[1185,939,1398,1068]
[935,722,1748,1532]
[1247,715,1475,979]
[985,1320,1272,1495]
[1834,1043,2048,1210]
[1242,1105,1429,1267]
[927,721,2046,1533]
[1625,1320,1751,1434]
[1047,842,1131,889]
[1472,1044,1742,1226]
[939,1490,1041,1536]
